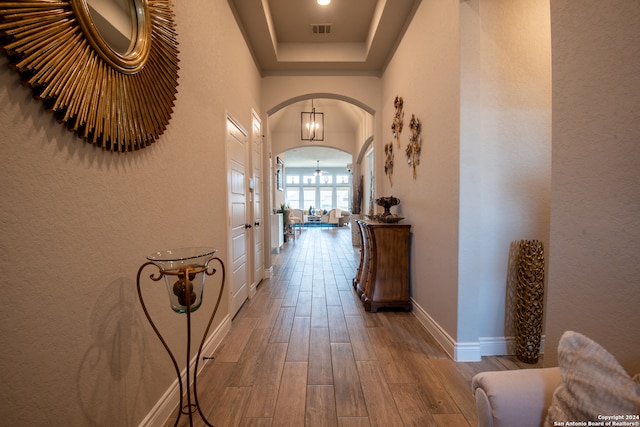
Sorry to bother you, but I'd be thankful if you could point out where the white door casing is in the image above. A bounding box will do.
[251,112,264,291]
[226,115,249,318]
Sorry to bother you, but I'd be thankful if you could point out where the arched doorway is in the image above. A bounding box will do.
[267,95,374,212]
[277,146,352,214]
[263,93,377,267]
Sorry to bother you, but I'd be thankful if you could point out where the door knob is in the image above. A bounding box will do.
[254,221,260,227]
[245,224,252,229]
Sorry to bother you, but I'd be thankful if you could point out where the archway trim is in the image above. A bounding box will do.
[267,93,375,116]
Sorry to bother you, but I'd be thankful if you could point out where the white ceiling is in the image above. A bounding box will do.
[227,0,421,76]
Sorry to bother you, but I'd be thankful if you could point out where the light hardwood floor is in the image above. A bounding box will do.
[166,225,542,427]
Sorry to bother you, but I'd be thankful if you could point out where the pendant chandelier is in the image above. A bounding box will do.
[301,100,324,141]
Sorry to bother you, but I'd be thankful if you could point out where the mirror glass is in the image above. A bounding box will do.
[86,0,136,54]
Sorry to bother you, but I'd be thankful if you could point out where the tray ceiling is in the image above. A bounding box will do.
[228,0,421,76]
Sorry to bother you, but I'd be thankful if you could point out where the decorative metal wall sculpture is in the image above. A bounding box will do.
[384,142,394,186]
[515,240,545,364]
[406,114,422,179]
[385,96,403,186]
[391,95,404,147]
[0,0,179,152]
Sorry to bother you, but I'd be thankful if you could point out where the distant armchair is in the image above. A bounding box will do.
[285,209,303,236]
[291,209,303,221]
[338,209,350,226]
[321,209,344,226]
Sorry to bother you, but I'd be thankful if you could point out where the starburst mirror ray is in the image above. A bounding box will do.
[0,0,179,152]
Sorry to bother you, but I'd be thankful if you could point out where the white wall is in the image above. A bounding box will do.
[0,0,261,424]
[273,130,357,154]
[546,0,640,373]
[381,0,551,360]
[458,0,551,354]
[381,0,462,351]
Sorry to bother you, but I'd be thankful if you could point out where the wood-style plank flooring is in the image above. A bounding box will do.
[166,225,542,427]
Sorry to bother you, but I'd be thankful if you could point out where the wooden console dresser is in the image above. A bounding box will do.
[353,219,412,312]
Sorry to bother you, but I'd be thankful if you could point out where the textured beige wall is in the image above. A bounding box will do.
[546,0,640,373]
[0,0,261,424]
[381,0,462,346]
[381,0,552,361]
[457,0,551,349]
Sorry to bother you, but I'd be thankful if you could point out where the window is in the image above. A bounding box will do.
[319,189,332,211]
[336,188,350,210]
[336,175,350,184]
[303,188,316,210]
[286,189,300,209]
[320,175,332,184]
[284,168,352,213]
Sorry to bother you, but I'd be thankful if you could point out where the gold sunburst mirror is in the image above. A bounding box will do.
[0,0,179,152]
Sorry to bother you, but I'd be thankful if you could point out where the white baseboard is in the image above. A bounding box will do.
[479,336,515,356]
[454,341,482,362]
[410,300,460,360]
[138,314,232,427]
[264,266,273,279]
[410,298,544,362]
[479,335,545,356]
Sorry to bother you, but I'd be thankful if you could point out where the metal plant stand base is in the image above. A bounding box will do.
[137,248,225,427]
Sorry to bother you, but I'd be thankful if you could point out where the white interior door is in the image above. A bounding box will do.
[227,116,249,318]
[251,112,264,289]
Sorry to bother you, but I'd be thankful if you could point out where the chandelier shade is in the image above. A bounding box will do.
[301,100,324,141]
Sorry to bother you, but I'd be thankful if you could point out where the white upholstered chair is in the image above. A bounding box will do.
[287,209,303,235]
[472,367,561,427]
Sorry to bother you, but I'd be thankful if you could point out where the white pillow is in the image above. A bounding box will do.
[545,331,640,426]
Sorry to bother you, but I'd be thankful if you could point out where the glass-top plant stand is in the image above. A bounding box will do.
[137,247,225,427]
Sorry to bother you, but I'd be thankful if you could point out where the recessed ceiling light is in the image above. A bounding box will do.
[317,0,330,5]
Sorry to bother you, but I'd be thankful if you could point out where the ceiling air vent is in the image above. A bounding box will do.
[312,24,332,35]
